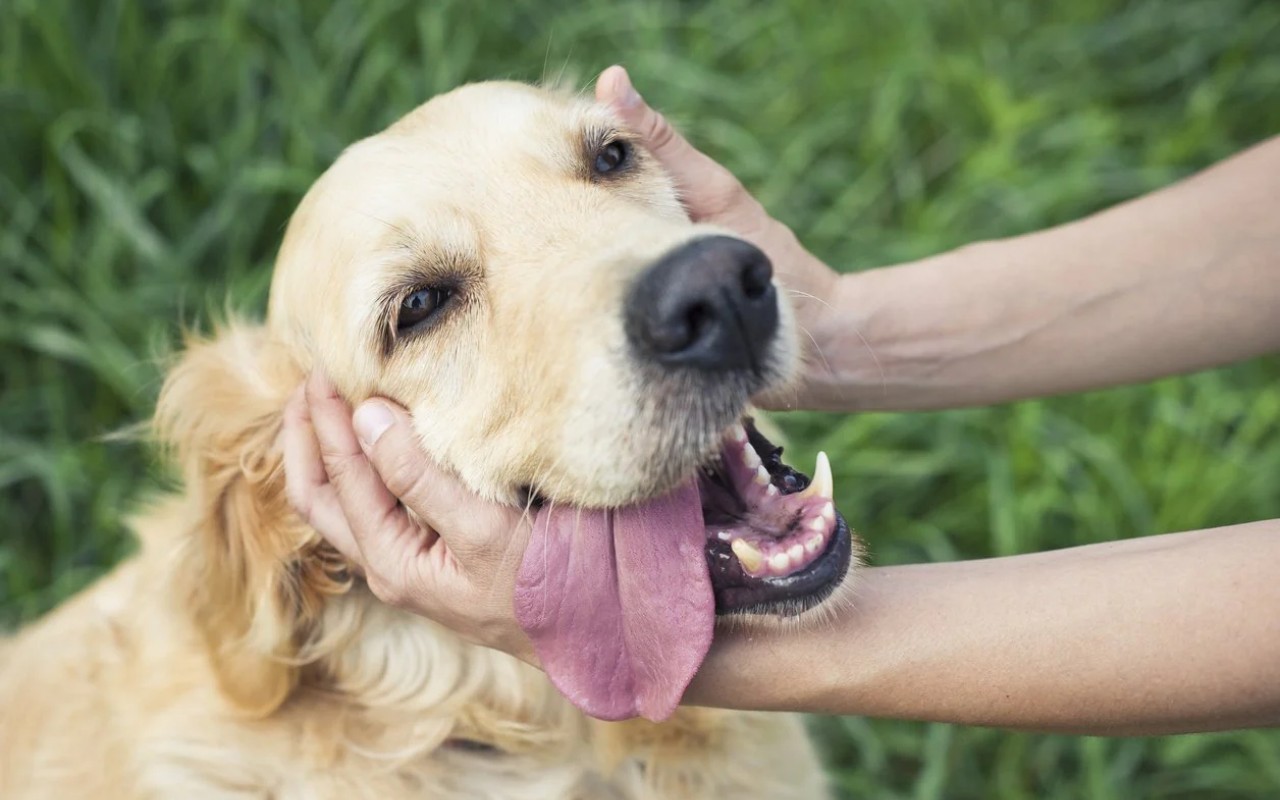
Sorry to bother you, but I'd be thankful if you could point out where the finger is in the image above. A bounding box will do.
[281,383,363,563]
[595,65,748,221]
[305,373,419,568]
[282,384,328,504]
[352,398,518,558]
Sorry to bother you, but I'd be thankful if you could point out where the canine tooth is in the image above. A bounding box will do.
[742,446,761,469]
[809,516,826,531]
[731,539,764,573]
[768,552,792,573]
[729,423,748,443]
[805,534,824,554]
[753,465,771,487]
[787,544,805,562]
[800,451,833,500]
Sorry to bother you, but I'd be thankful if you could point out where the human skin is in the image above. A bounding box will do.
[283,66,1280,734]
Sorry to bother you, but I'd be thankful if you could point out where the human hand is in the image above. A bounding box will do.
[282,373,538,665]
[596,64,841,408]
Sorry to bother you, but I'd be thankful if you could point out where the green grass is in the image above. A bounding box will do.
[3,0,1279,796]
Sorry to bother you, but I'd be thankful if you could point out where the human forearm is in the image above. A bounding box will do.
[800,136,1280,412]
[687,520,1280,735]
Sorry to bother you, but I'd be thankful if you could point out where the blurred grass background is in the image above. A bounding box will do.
[3,0,1278,796]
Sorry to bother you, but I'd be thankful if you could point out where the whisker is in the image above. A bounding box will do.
[784,288,835,313]
[789,310,887,406]
[795,321,835,380]
[540,29,555,87]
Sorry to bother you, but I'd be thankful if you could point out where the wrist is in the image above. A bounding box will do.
[789,267,889,412]
[685,566,895,714]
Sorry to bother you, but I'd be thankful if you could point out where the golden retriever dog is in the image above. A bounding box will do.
[0,81,854,799]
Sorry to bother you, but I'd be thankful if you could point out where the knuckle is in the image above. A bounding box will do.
[644,113,680,154]
[321,449,362,483]
[378,447,425,500]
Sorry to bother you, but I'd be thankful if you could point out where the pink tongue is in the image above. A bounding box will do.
[513,479,714,722]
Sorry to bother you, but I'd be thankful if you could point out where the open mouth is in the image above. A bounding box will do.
[513,416,854,722]
[699,418,853,617]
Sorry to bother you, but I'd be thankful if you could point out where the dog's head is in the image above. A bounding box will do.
[156,82,852,720]
[272,82,793,506]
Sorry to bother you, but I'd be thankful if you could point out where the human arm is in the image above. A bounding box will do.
[804,135,1280,411]
[597,67,1280,413]
[689,519,1280,735]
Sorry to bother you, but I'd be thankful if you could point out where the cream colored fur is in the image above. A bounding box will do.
[0,82,830,799]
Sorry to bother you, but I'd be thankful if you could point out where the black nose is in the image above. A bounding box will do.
[625,236,779,373]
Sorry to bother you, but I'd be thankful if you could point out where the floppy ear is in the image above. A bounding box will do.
[154,322,346,716]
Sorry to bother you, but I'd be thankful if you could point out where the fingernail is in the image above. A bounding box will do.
[353,401,394,449]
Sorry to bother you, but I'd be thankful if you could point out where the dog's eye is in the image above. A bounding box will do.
[593,140,630,175]
[398,286,451,331]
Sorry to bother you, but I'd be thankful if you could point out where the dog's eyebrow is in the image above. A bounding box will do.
[579,121,644,183]
[370,244,481,358]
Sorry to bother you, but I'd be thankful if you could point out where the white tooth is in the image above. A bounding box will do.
[800,451,833,500]
[742,445,761,469]
[716,530,732,541]
[730,423,748,443]
[768,552,792,573]
[732,539,764,573]
[765,483,780,498]
[821,501,835,522]
[754,465,771,486]
[809,516,826,531]
[787,544,804,562]
[804,534,824,554]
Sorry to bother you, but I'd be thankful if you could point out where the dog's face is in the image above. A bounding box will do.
[261,82,853,622]
[269,82,796,508]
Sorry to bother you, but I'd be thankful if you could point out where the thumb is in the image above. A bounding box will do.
[352,399,512,556]
[595,65,748,222]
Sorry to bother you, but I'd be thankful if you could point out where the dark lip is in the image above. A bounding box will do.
[705,512,853,616]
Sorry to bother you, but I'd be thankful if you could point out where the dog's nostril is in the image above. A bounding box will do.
[683,302,713,346]
[740,260,771,301]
